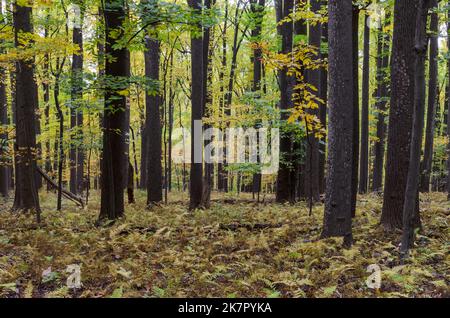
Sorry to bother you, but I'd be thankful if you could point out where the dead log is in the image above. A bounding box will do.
[219,222,283,231]
[37,167,85,208]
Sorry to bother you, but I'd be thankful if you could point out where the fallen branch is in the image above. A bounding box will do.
[219,222,283,231]
[37,167,85,209]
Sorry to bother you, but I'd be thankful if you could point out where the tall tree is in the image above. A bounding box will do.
[318,0,328,194]
[201,0,214,207]
[321,0,353,246]
[70,1,85,195]
[144,3,163,206]
[276,0,295,203]
[419,0,439,192]
[188,0,204,210]
[381,0,417,230]
[359,13,370,194]
[372,14,390,192]
[0,0,8,197]
[250,0,265,202]
[12,1,41,217]
[217,0,228,191]
[304,0,321,203]
[99,0,130,220]
[401,0,430,255]
[350,6,359,217]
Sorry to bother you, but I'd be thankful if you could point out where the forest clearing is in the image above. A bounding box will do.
[0,0,450,300]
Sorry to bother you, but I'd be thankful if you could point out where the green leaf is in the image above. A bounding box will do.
[109,287,123,298]
[0,282,16,292]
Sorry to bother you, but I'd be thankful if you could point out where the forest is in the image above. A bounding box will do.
[0,0,448,299]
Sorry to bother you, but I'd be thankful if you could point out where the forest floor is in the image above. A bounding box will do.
[0,190,448,298]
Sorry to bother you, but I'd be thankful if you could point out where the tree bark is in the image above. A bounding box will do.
[419,0,438,192]
[70,2,85,195]
[321,0,353,246]
[0,0,8,197]
[318,0,328,194]
[359,13,370,194]
[372,16,390,192]
[250,0,265,202]
[275,0,295,204]
[304,0,321,203]
[350,6,359,218]
[381,0,417,230]
[188,0,204,209]
[401,0,430,255]
[145,35,163,205]
[99,0,129,221]
[12,2,41,218]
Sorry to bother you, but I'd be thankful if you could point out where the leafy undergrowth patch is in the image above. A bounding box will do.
[0,191,448,298]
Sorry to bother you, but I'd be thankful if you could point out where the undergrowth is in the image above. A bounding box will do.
[0,191,448,298]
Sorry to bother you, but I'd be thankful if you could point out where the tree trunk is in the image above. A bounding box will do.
[321,0,354,247]
[304,0,321,203]
[319,0,328,194]
[250,0,265,202]
[127,160,135,204]
[145,35,163,205]
[201,0,214,208]
[276,0,295,204]
[359,13,370,194]
[217,0,228,192]
[0,0,8,197]
[54,64,65,211]
[381,0,417,231]
[188,0,204,210]
[99,0,129,221]
[401,0,430,255]
[12,2,41,218]
[419,0,438,192]
[372,16,390,192]
[351,6,359,218]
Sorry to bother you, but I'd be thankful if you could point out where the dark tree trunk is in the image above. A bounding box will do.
[304,0,321,203]
[293,13,307,202]
[54,62,65,211]
[217,0,228,192]
[43,18,52,183]
[201,0,214,208]
[321,0,353,246]
[12,2,41,218]
[419,0,438,192]
[96,5,105,190]
[0,68,7,198]
[99,0,129,221]
[0,0,8,197]
[372,17,390,192]
[401,0,430,255]
[140,124,148,189]
[223,1,246,193]
[350,6,359,218]
[188,0,204,209]
[359,13,370,194]
[70,4,85,195]
[276,0,295,204]
[145,35,163,205]
[127,160,135,204]
[381,0,417,231]
[319,0,328,194]
[250,0,265,202]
